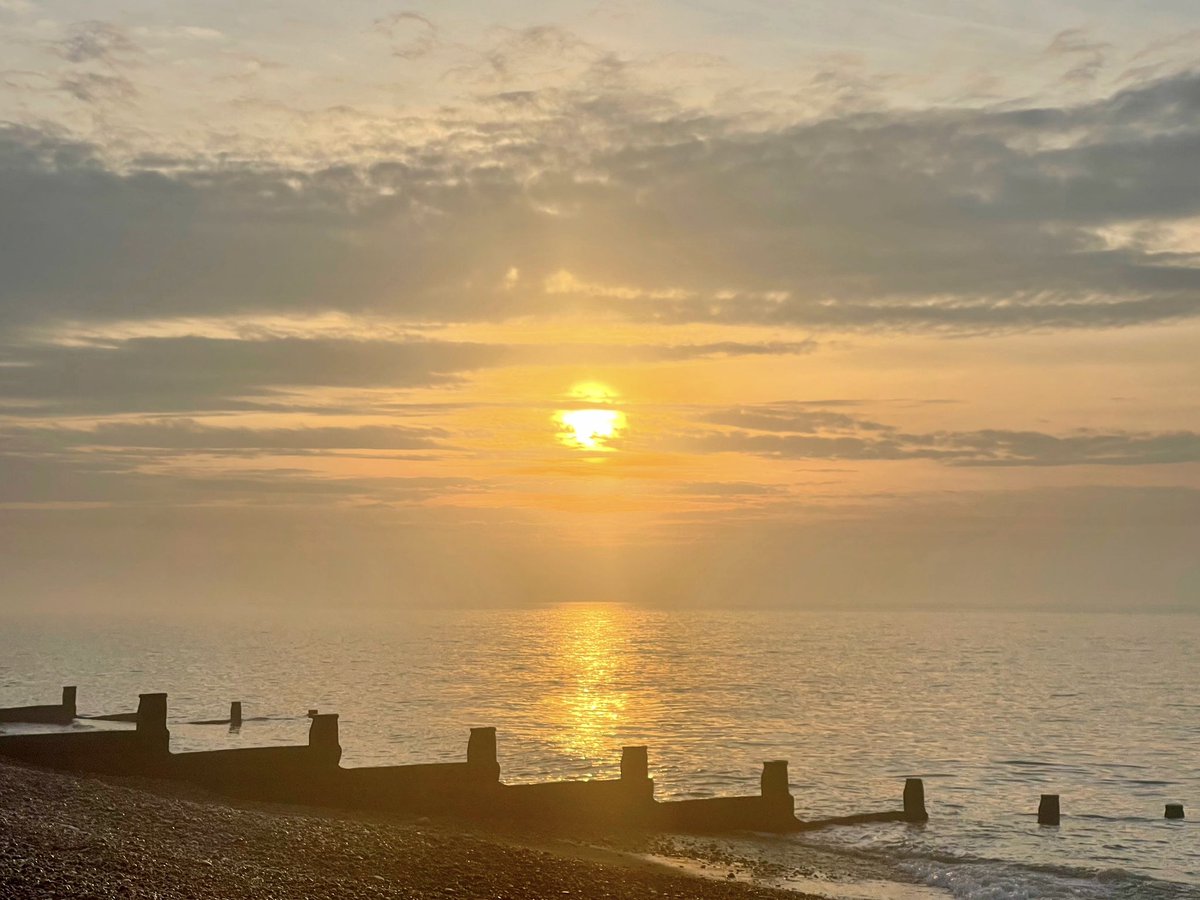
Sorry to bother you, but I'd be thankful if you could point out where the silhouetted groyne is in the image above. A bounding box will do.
[0,686,923,834]
[0,686,76,725]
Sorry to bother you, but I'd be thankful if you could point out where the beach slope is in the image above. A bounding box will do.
[0,759,811,899]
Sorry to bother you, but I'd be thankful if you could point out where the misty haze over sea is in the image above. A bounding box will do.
[2,603,1195,898]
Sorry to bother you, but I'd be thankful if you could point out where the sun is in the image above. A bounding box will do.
[556,383,627,451]
[558,408,625,449]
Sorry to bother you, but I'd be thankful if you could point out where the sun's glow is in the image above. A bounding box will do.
[555,381,627,451]
[568,381,619,403]
[557,408,626,449]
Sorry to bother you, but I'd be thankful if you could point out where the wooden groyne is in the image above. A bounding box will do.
[0,686,76,725]
[0,687,922,834]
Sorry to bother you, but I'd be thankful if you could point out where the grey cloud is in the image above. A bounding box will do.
[672,481,785,497]
[54,21,142,65]
[372,12,438,60]
[519,340,818,366]
[0,448,477,505]
[5,69,1200,332]
[698,404,1200,467]
[1046,29,1112,86]
[58,72,138,104]
[8,419,447,452]
[942,428,1200,467]
[703,404,890,433]
[0,333,816,417]
[0,336,507,414]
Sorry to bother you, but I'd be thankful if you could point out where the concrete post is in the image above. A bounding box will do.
[136,693,170,757]
[621,746,648,781]
[903,778,928,822]
[1038,794,1060,826]
[230,701,242,727]
[467,727,500,781]
[1166,803,1185,820]
[61,686,77,719]
[307,713,341,764]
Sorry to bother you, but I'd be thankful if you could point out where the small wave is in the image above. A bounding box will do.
[901,857,1188,900]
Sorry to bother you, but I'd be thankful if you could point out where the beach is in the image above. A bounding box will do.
[0,758,823,900]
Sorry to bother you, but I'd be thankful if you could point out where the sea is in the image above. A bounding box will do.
[0,604,1196,899]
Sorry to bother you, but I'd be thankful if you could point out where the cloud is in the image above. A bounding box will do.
[7,419,447,452]
[372,12,439,61]
[4,68,1200,333]
[0,336,507,414]
[1046,29,1112,86]
[53,21,142,66]
[696,403,1200,467]
[58,71,138,104]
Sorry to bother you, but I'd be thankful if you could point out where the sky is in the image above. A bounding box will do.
[1,1,1199,611]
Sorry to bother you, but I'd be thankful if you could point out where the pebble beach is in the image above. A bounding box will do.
[0,759,818,900]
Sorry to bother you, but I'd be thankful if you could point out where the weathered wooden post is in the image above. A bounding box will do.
[903,778,928,822]
[761,760,789,798]
[1038,794,1060,825]
[761,760,794,823]
[136,693,170,757]
[620,746,654,801]
[61,686,77,719]
[467,727,500,781]
[307,709,318,718]
[307,713,341,764]
[229,701,242,727]
[621,745,648,781]
[1165,803,1185,820]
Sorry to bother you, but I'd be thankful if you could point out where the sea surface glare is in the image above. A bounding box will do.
[1,606,1195,899]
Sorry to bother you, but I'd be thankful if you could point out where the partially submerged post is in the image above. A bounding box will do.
[1038,794,1060,826]
[1165,803,1185,820]
[230,701,242,727]
[308,713,341,764]
[467,727,500,781]
[903,778,928,822]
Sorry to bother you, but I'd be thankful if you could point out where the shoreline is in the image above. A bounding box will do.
[0,758,831,899]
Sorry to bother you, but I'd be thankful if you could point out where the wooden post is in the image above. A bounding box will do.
[761,760,789,798]
[136,693,170,756]
[903,778,928,822]
[1165,803,1184,820]
[61,686,77,719]
[229,701,242,727]
[621,746,648,781]
[1038,794,1060,825]
[467,727,500,780]
[307,713,341,764]
[760,760,794,822]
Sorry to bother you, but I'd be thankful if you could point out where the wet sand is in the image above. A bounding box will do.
[0,758,820,899]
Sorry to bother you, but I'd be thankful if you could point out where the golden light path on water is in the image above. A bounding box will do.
[538,603,633,762]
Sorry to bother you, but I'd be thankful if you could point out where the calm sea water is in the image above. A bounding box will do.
[0,605,1196,898]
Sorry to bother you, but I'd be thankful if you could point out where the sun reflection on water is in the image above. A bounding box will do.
[539,603,631,763]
